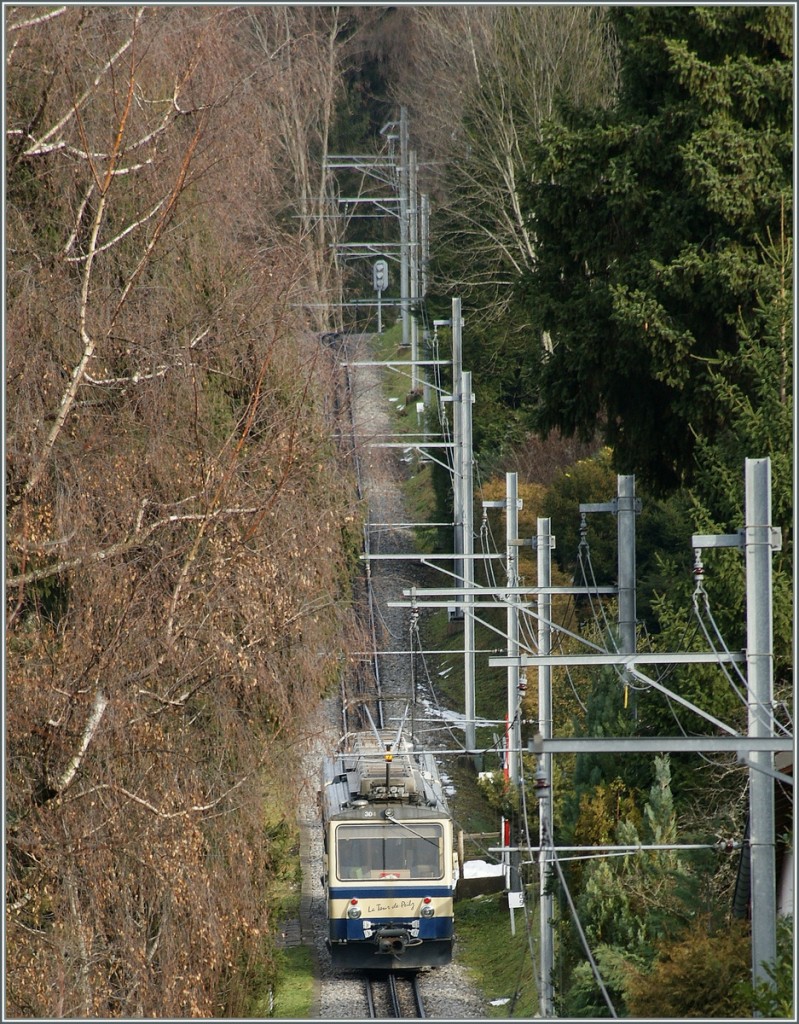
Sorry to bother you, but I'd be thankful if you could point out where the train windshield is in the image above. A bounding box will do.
[335,823,444,880]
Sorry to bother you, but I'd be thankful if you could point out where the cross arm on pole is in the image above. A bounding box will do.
[528,734,792,755]
[489,652,744,667]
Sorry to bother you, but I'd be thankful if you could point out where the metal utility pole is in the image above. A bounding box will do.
[745,457,778,992]
[508,479,522,935]
[483,459,784,1005]
[399,107,410,349]
[420,191,431,410]
[420,192,430,297]
[394,457,784,1008]
[505,473,521,785]
[481,474,524,929]
[580,476,639,710]
[617,475,638,715]
[616,475,637,654]
[537,516,555,1019]
[409,149,420,394]
[451,298,464,625]
[461,369,476,757]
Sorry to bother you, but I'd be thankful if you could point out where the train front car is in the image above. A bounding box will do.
[321,730,457,971]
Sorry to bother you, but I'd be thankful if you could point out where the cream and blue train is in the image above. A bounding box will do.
[321,727,457,970]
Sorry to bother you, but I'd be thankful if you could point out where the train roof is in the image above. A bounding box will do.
[321,729,449,820]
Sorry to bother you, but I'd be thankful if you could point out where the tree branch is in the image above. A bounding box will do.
[7,505,261,587]
[72,768,261,820]
[21,9,145,158]
[7,6,68,34]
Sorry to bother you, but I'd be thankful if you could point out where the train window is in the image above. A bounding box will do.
[335,823,444,880]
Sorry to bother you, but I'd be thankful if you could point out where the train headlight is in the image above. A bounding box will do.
[347,898,362,920]
[420,897,435,918]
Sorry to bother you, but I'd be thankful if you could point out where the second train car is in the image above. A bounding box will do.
[321,728,457,970]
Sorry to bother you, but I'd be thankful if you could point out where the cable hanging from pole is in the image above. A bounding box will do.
[542,814,619,1019]
[408,612,467,753]
[409,603,419,738]
[576,512,616,644]
[511,729,543,1014]
[692,549,789,738]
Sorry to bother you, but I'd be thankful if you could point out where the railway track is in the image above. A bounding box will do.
[364,971,426,1018]
[334,331,387,738]
[313,330,489,1020]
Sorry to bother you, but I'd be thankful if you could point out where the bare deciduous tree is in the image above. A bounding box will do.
[6,6,359,1016]
[244,5,352,332]
[392,6,618,322]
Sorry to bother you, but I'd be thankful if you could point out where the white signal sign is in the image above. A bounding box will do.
[373,259,389,292]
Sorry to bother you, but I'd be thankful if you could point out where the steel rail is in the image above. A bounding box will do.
[365,975,376,1018]
[388,972,401,1017]
[411,973,427,1018]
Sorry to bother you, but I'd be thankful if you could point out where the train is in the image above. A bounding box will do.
[320,725,457,970]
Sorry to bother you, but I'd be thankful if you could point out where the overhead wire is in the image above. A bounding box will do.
[513,517,730,1015]
[576,515,618,649]
[429,323,456,491]
[516,734,543,1011]
[692,558,790,738]
[471,483,565,1011]
[368,311,787,1011]
[546,523,619,714]
[541,815,619,1018]
[341,180,717,1016]
[471,500,544,1012]
[409,613,470,753]
[575,519,758,750]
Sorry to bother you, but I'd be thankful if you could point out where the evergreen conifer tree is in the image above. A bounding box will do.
[520,5,792,493]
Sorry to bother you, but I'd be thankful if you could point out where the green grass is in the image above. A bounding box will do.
[371,321,403,359]
[369,323,432,427]
[455,893,540,1017]
[267,946,317,1019]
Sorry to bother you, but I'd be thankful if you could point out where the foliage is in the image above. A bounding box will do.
[371,9,792,1017]
[580,758,695,945]
[563,665,649,837]
[7,8,789,1017]
[384,6,618,475]
[476,769,521,822]
[402,5,617,320]
[680,209,793,690]
[542,448,699,633]
[543,448,619,577]
[562,943,647,1018]
[557,755,745,1016]
[624,915,752,1018]
[736,915,795,1019]
[573,778,642,851]
[518,5,792,494]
